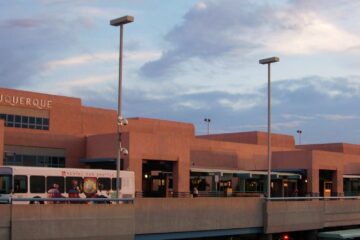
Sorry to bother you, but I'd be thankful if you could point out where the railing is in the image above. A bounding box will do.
[268,196,360,201]
[5,197,134,204]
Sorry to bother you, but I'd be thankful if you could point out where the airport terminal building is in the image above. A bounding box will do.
[1,87,360,198]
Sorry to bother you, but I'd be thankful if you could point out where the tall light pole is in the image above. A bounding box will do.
[204,118,211,135]
[297,129,302,145]
[110,15,134,200]
[259,56,279,200]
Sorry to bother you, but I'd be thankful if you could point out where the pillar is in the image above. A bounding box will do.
[332,169,344,196]
[173,158,190,197]
[307,168,319,197]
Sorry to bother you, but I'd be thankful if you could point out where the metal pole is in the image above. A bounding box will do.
[267,63,272,199]
[116,24,124,200]
[207,120,210,135]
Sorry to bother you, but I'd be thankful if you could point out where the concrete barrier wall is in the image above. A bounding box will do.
[134,197,263,234]
[0,205,11,240]
[265,200,324,233]
[11,204,134,240]
[265,199,360,234]
[324,200,360,228]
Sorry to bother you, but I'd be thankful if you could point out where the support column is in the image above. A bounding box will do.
[307,168,319,197]
[332,169,344,196]
[125,156,142,196]
[173,159,190,197]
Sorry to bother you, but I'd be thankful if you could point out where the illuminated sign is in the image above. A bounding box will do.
[0,94,52,110]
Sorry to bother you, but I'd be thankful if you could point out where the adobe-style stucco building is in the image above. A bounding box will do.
[1,87,360,198]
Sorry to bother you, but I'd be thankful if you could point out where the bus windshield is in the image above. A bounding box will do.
[0,175,12,194]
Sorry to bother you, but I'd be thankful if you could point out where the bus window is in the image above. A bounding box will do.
[112,177,122,191]
[30,176,45,193]
[98,178,111,191]
[0,175,12,194]
[14,175,27,193]
[66,177,83,193]
[47,176,65,193]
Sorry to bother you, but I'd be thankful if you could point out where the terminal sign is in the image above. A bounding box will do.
[0,94,52,110]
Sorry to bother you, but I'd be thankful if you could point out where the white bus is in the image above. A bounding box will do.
[0,166,135,204]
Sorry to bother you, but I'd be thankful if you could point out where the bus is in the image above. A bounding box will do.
[0,166,135,204]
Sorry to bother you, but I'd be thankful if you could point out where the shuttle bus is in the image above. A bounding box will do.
[0,166,135,204]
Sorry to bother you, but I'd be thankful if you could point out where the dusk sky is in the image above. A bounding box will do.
[1,0,360,144]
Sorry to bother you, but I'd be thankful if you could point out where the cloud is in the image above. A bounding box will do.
[46,51,161,70]
[140,0,360,79]
[0,16,76,88]
[317,114,360,121]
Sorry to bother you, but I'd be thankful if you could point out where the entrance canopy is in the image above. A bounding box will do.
[318,229,360,239]
[190,167,302,179]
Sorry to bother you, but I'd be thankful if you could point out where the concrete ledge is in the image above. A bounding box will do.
[134,197,263,234]
[265,200,324,233]
[11,204,134,240]
[0,205,11,240]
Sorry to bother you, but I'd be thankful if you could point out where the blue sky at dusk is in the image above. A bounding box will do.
[1,0,360,144]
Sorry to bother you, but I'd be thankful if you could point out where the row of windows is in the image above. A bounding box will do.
[4,154,65,168]
[0,113,49,130]
[14,175,122,194]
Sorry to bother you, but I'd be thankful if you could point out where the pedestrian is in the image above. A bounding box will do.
[193,186,199,198]
[47,183,62,204]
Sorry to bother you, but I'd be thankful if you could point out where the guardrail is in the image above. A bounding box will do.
[268,196,360,200]
[7,197,134,204]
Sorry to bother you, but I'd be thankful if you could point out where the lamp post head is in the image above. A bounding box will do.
[259,57,280,64]
[110,15,134,26]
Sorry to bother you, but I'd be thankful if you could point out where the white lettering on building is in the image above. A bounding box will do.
[0,94,52,110]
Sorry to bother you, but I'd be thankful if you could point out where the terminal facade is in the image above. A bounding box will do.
[1,87,360,198]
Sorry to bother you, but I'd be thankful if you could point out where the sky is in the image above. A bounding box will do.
[1,0,360,144]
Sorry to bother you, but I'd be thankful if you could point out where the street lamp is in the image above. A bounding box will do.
[110,15,134,200]
[259,56,279,199]
[204,118,211,135]
[296,129,302,145]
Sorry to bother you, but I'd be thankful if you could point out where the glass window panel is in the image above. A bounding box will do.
[59,157,65,168]
[21,116,28,128]
[23,155,36,166]
[30,176,45,193]
[36,156,45,167]
[43,118,49,125]
[36,117,42,125]
[15,155,23,165]
[98,178,111,191]
[14,123,21,128]
[66,177,83,193]
[47,176,65,193]
[14,175,27,193]
[43,125,49,130]
[111,178,122,191]
[15,115,21,123]
[51,157,59,167]
[0,175,12,194]
[29,117,35,124]
[7,115,14,122]
[0,114,6,120]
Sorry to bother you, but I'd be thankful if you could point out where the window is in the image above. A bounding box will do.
[30,176,45,193]
[47,176,65,193]
[0,175,12,194]
[0,113,49,131]
[23,155,37,166]
[66,177,83,193]
[112,177,122,191]
[98,178,111,191]
[14,175,27,193]
[4,154,65,168]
